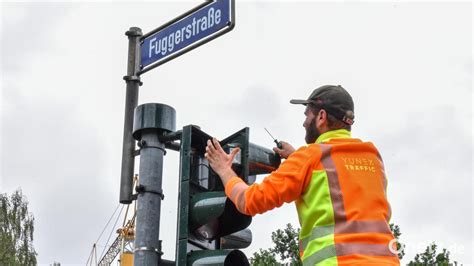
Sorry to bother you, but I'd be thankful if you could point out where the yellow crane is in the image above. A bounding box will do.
[87,175,138,266]
[97,205,136,266]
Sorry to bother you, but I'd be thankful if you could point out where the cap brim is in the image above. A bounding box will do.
[290,99,310,105]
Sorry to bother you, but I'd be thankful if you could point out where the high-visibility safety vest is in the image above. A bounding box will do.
[225,129,400,265]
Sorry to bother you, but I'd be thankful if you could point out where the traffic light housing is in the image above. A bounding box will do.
[175,125,280,265]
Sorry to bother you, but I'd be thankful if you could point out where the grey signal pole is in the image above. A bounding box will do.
[132,103,176,265]
[134,130,165,265]
[120,27,143,204]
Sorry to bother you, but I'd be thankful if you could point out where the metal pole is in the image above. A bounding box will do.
[120,27,143,204]
[132,103,175,265]
[134,132,165,265]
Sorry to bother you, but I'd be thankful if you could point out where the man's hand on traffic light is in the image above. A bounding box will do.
[205,138,240,186]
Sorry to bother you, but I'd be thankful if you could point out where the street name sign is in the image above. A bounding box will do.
[140,0,235,74]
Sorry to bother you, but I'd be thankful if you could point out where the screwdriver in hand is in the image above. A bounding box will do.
[264,128,283,149]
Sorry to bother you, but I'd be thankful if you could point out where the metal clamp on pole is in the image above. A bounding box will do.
[134,246,163,255]
[123,75,143,86]
[137,140,167,155]
[135,184,165,200]
[134,239,163,258]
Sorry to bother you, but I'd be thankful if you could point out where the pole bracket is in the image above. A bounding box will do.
[135,184,165,200]
[133,149,141,156]
[123,75,140,81]
[123,75,143,85]
[134,246,163,255]
[137,140,167,155]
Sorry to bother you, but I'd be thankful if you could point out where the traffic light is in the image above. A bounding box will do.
[175,125,280,265]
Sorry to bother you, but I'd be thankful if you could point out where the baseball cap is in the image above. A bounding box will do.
[290,85,355,125]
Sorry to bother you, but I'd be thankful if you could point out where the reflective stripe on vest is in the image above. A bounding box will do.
[300,144,395,264]
[300,220,392,251]
[320,144,346,223]
[302,243,395,266]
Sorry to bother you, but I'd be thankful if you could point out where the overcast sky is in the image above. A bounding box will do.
[1,1,472,265]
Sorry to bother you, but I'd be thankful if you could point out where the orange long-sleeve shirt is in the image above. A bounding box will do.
[225,143,318,216]
[225,129,357,216]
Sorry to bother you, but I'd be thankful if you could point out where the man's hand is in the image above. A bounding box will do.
[205,138,240,186]
[273,141,295,159]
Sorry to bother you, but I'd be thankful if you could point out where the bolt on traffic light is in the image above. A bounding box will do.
[175,126,280,265]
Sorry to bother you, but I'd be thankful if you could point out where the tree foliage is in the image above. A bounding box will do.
[408,242,456,266]
[250,248,278,265]
[270,223,301,265]
[250,223,301,266]
[389,223,405,260]
[0,189,37,266]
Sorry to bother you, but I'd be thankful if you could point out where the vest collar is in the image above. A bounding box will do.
[315,129,352,144]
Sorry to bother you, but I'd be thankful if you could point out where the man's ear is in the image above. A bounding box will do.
[317,109,327,127]
[318,109,327,120]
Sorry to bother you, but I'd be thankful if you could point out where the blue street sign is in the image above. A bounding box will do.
[140,0,234,72]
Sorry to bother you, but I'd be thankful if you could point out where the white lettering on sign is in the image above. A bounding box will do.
[215,9,221,24]
[148,7,223,59]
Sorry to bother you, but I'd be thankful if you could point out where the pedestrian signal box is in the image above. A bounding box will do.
[175,125,280,265]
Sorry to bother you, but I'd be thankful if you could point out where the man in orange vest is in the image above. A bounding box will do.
[205,85,400,265]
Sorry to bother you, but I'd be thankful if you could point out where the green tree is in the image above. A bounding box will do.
[0,189,37,265]
[250,223,301,266]
[270,223,301,265]
[408,242,457,266]
[389,223,405,260]
[250,248,278,265]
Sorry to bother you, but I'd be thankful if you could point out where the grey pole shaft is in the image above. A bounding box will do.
[120,27,143,204]
[134,132,165,265]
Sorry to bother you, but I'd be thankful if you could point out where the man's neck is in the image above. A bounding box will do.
[315,129,352,143]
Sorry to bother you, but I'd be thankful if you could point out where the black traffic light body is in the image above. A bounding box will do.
[175,125,280,265]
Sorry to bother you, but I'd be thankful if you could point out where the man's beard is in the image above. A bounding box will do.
[305,118,320,144]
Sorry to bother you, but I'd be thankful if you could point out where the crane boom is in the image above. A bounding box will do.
[92,175,138,266]
[98,213,136,265]
[98,235,122,266]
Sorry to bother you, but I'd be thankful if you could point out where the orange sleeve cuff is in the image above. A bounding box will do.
[225,176,244,198]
